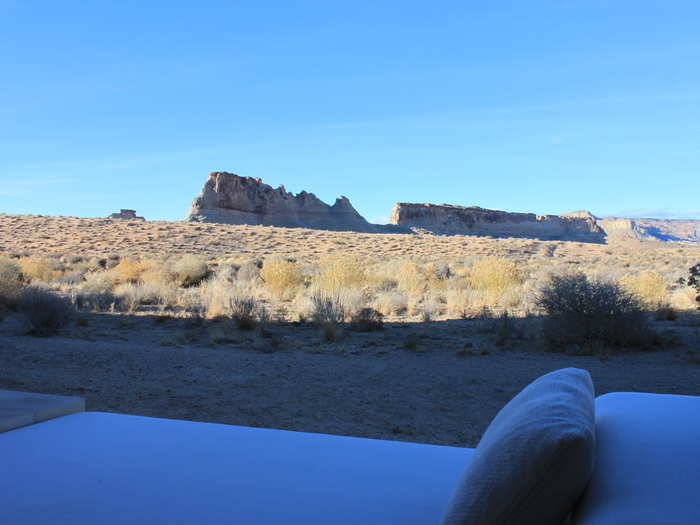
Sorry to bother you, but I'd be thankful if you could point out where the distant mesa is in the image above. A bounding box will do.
[188,172,386,232]
[108,209,144,220]
[186,171,700,243]
[389,203,605,242]
[598,217,700,244]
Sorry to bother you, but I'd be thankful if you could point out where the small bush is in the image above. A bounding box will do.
[18,257,59,283]
[315,256,365,293]
[80,271,118,294]
[311,293,345,342]
[0,257,22,282]
[169,255,209,287]
[113,258,149,284]
[350,308,384,332]
[71,290,121,312]
[395,260,429,295]
[536,273,657,352]
[373,291,408,316]
[468,257,522,294]
[18,287,75,336]
[621,271,669,307]
[237,260,262,282]
[687,263,700,309]
[229,296,258,330]
[260,258,304,297]
[114,282,176,312]
[0,257,24,312]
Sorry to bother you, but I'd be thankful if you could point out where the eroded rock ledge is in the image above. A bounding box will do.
[188,172,382,232]
[389,203,605,241]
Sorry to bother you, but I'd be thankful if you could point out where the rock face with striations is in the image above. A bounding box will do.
[598,217,700,244]
[389,203,605,241]
[188,172,378,232]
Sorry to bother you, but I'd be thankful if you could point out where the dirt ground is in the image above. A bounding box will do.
[3,212,698,263]
[2,312,699,448]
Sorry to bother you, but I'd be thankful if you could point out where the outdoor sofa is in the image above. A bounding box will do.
[1,368,698,524]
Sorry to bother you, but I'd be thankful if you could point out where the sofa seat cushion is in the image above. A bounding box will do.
[0,411,473,524]
[442,368,596,525]
[572,392,700,525]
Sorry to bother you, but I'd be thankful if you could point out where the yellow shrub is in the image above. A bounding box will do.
[260,258,304,297]
[0,257,21,282]
[18,257,59,283]
[396,260,428,295]
[621,271,669,306]
[468,257,522,294]
[315,256,365,293]
[112,258,150,284]
[168,254,208,287]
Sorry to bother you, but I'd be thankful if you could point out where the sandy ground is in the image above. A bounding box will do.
[3,213,699,262]
[2,312,699,447]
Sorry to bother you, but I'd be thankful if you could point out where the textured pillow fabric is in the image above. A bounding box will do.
[441,368,596,525]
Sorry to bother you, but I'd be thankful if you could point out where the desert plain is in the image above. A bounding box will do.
[1,212,700,447]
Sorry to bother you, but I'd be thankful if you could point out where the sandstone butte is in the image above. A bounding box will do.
[187,171,700,243]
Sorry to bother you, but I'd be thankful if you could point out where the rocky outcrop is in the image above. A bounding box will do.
[598,217,700,244]
[108,209,144,220]
[188,172,379,232]
[389,203,605,241]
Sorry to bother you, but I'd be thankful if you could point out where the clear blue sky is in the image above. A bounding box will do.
[1,1,699,222]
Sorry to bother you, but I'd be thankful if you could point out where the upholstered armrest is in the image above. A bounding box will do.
[572,392,700,524]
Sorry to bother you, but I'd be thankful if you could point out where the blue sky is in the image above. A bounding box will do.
[1,1,699,222]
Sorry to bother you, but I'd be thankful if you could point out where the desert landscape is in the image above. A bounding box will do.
[2,176,700,446]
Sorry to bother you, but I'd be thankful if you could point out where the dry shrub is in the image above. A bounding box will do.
[237,259,262,282]
[373,291,408,316]
[670,286,698,311]
[334,288,367,317]
[419,296,441,322]
[468,257,522,294]
[537,273,658,352]
[168,255,209,287]
[114,282,176,312]
[197,273,255,318]
[395,260,429,295]
[18,257,60,282]
[620,271,669,307]
[315,256,365,293]
[260,258,304,297]
[113,258,149,284]
[293,292,316,322]
[177,287,205,316]
[310,293,345,341]
[229,296,259,330]
[350,308,384,331]
[70,290,120,312]
[445,288,471,317]
[0,257,22,282]
[80,271,119,294]
[18,286,75,336]
[0,257,24,312]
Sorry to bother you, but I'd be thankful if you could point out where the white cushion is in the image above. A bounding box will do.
[442,368,596,525]
[0,411,473,524]
[572,392,700,525]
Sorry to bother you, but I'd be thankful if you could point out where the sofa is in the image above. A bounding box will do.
[1,371,698,524]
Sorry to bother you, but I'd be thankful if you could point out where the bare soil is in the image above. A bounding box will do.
[2,312,699,447]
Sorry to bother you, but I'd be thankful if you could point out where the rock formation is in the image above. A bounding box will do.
[108,209,144,220]
[389,203,605,241]
[598,217,700,244]
[188,172,379,232]
[187,171,700,243]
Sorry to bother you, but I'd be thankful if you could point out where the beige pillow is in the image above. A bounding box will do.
[441,368,596,525]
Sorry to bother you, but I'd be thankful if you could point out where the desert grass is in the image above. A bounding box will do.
[1,214,700,335]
